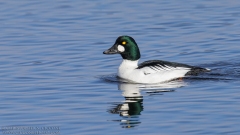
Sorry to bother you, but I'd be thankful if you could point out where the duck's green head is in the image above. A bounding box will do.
[103,36,141,61]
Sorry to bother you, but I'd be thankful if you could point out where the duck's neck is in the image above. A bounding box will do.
[119,59,139,69]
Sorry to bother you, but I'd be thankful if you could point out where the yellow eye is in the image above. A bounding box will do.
[122,41,126,45]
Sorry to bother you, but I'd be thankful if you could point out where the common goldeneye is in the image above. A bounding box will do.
[103,35,210,83]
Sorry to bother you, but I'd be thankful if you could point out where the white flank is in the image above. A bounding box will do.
[118,59,191,84]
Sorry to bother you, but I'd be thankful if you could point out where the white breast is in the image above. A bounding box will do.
[118,60,139,82]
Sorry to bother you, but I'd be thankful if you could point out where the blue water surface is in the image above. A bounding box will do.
[0,0,240,135]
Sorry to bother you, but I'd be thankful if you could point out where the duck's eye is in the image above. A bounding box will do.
[122,41,126,45]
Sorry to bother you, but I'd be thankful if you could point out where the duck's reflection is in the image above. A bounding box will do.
[108,81,186,128]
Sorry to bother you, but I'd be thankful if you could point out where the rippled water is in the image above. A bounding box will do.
[1,1,240,135]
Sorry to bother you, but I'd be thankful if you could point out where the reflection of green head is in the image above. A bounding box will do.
[126,98,143,116]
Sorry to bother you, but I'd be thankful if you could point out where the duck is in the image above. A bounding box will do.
[103,35,210,84]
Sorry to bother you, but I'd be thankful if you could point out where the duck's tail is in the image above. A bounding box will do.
[186,67,211,76]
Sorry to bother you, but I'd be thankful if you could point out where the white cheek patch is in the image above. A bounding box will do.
[117,45,125,52]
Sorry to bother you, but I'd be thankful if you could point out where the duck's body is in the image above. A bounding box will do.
[118,59,204,83]
[103,36,210,84]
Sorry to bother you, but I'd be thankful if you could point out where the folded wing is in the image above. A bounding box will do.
[137,60,208,75]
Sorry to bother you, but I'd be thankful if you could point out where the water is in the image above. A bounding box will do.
[0,0,240,135]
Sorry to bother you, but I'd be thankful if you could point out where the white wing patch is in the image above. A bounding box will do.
[141,64,190,75]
